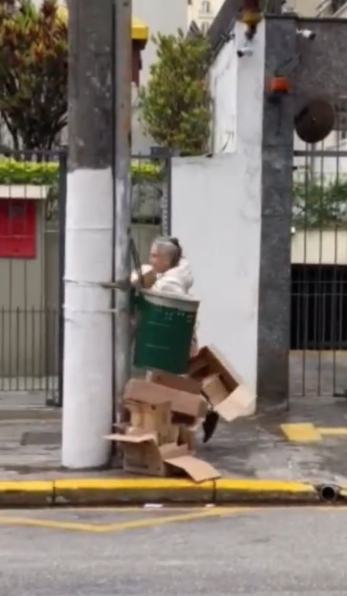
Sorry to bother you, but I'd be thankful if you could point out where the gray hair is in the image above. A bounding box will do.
[152,236,182,267]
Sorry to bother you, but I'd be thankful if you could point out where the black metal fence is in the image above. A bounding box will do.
[0,147,171,405]
[291,98,347,397]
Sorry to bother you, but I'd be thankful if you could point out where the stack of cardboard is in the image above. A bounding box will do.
[188,345,256,422]
[106,344,256,483]
[106,375,220,483]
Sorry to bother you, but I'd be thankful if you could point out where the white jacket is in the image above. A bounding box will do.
[152,258,194,296]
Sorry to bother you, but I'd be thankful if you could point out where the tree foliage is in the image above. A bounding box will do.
[293,175,347,228]
[0,0,68,150]
[139,30,211,156]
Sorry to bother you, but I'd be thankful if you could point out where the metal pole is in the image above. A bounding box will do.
[56,147,67,408]
[114,0,132,423]
[62,0,114,468]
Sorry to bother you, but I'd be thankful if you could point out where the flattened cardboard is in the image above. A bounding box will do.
[147,370,201,395]
[125,379,207,420]
[164,456,221,483]
[105,432,157,444]
[189,345,256,422]
[106,432,220,481]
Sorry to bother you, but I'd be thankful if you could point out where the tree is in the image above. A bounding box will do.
[139,30,211,156]
[0,0,67,150]
[293,174,347,228]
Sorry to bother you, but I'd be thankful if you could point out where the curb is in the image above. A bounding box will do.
[0,478,344,507]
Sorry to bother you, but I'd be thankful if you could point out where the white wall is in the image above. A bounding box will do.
[292,230,347,264]
[171,21,265,392]
[209,28,238,153]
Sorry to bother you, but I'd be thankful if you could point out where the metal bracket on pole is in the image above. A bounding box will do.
[101,279,132,291]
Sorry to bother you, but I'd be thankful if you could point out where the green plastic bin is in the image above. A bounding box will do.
[133,289,199,374]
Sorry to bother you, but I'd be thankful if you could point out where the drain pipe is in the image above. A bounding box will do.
[318,484,339,503]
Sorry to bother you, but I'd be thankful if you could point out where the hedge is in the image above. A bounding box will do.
[0,158,162,186]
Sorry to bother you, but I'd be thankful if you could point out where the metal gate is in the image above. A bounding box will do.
[0,148,171,404]
[0,148,66,404]
[291,99,347,397]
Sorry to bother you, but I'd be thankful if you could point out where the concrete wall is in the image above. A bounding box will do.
[292,230,347,265]
[209,26,238,153]
[171,21,265,393]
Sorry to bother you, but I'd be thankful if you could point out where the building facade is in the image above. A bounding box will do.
[188,0,224,33]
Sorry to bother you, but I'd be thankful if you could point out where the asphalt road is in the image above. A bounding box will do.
[0,506,346,595]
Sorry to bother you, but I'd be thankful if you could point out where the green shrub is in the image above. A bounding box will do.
[0,158,162,186]
[293,176,347,228]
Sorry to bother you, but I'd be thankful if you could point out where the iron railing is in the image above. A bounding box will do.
[291,99,347,397]
[0,147,171,405]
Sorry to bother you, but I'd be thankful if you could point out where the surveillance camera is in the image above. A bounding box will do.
[237,45,253,58]
[297,28,316,40]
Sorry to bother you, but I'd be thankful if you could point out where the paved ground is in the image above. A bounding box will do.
[3,390,347,484]
[0,506,347,595]
[1,349,347,482]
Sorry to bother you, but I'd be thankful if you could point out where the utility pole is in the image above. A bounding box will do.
[62,0,114,468]
[114,0,133,423]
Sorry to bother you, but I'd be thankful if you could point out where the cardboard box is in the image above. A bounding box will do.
[146,370,201,395]
[125,379,207,421]
[127,399,172,445]
[106,432,220,482]
[178,424,198,452]
[188,345,256,422]
[202,373,229,407]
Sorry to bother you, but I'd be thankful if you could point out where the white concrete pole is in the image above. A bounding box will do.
[62,0,113,468]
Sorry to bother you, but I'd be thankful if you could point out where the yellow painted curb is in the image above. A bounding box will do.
[0,481,54,492]
[215,479,316,493]
[0,477,322,506]
[54,478,215,505]
[0,480,54,507]
[214,478,318,503]
[54,478,213,490]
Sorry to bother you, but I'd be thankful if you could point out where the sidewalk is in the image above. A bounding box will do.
[1,391,347,505]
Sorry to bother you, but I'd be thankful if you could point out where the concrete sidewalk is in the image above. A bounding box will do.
[1,391,347,505]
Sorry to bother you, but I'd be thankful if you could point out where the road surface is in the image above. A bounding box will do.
[0,506,346,595]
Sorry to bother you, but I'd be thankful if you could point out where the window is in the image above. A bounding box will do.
[0,200,36,258]
[200,21,210,34]
[200,0,211,13]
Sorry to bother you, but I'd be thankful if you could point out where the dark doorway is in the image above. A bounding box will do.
[291,264,347,350]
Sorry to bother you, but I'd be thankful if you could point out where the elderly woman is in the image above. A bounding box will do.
[150,236,193,292]
[132,236,198,354]
[132,236,218,442]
